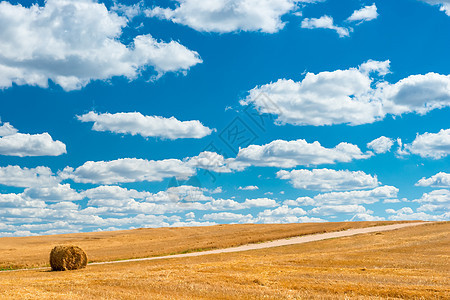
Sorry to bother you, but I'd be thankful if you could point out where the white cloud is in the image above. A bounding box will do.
[414,189,450,203]
[82,185,151,201]
[0,165,59,188]
[420,0,450,16]
[146,0,319,33]
[386,205,449,221]
[367,136,394,154]
[238,185,259,190]
[277,168,379,191]
[58,150,234,185]
[242,61,450,126]
[243,198,278,207]
[347,4,378,23]
[416,172,450,187]
[202,212,254,222]
[59,158,196,184]
[359,60,391,76]
[186,151,231,173]
[301,15,349,37]
[77,112,213,140]
[286,186,398,206]
[22,184,83,202]
[401,129,450,159]
[0,121,17,136]
[309,204,370,216]
[255,205,325,223]
[229,139,372,170]
[0,132,66,157]
[111,0,144,20]
[0,0,201,91]
[350,213,384,221]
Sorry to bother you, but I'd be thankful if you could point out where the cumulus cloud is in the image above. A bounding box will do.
[238,185,259,190]
[414,189,450,203]
[146,0,320,33]
[277,168,379,191]
[301,15,349,37]
[242,61,450,126]
[58,151,231,184]
[420,0,450,16]
[229,139,372,170]
[285,186,398,206]
[0,165,59,188]
[416,172,450,187]
[0,0,202,91]
[202,212,254,222]
[309,204,370,216]
[255,205,325,223]
[0,121,18,136]
[82,185,152,201]
[386,205,449,221]
[59,157,197,184]
[22,184,83,202]
[399,129,450,159]
[0,132,66,157]
[347,4,378,23]
[77,112,214,140]
[367,136,394,154]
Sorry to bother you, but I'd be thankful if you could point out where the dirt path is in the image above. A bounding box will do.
[3,222,428,272]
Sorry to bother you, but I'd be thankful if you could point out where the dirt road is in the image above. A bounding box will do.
[3,222,428,272]
[90,222,428,265]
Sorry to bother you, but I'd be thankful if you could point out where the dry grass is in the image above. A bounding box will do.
[0,221,448,299]
[0,221,404,270]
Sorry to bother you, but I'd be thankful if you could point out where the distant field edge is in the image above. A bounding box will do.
[0,220,433,273]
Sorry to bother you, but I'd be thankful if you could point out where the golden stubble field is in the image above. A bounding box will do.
[0,221,448,299]
[0,221,404,269]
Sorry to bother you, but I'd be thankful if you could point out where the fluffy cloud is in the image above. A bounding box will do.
[242,61,450,126]
[186,151,232,173]
[202,212,254,222]
[82,185,151,201]
[301,15,349,37]
[386,205,449,221]
[285,186,398,206]
[22,184,83,202]
[146,0,319,33]
[416,172,450,187]
[347,4,378,23]
[399,129,450,159]
[77,112,213,140]
[0,132,66,157]
[255,205,325,223]
[0,0,201,91]
[0,121,17,136]
[243,198,278,207]
[59,157,196,184]
[0,166,59,188]
[277,168,379,191]
[229,139,372,170]
[367,136,394,154]
[414,189,450,203]
[238,185,259,190]
[309,204,370,216]
[58,151,231,184]
[420,0,450,16]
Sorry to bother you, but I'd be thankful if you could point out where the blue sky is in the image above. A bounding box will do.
[0,0,449,236]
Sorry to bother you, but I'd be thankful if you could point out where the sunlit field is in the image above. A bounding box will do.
[0,221,448,299]
[0,221,405,270]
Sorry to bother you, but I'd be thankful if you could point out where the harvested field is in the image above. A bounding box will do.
[0,221,407,270]
[0,221,448,299]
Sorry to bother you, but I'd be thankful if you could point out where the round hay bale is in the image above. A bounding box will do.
[50,245,87,271]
